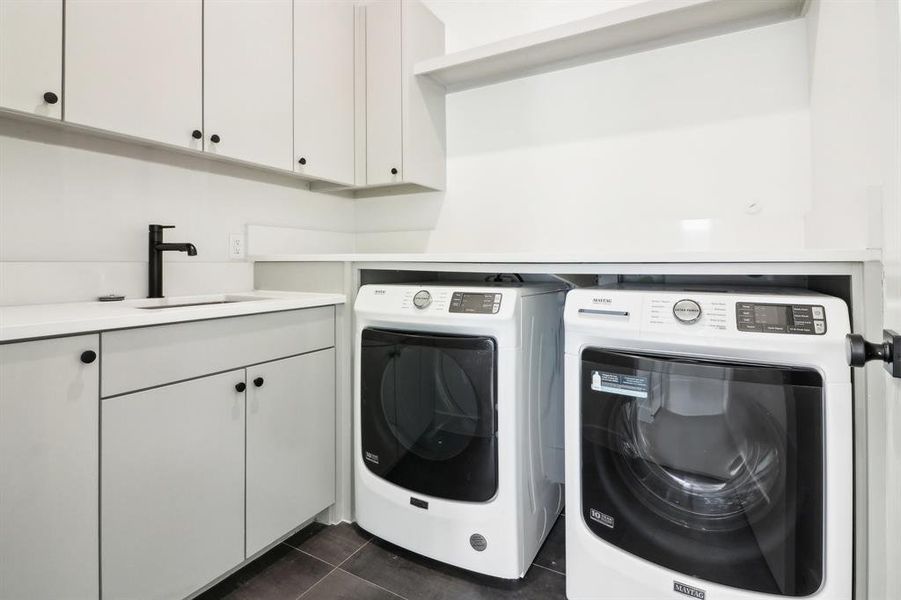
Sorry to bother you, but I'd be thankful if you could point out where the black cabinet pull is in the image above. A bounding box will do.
[80,350,96,364]
[43,91,59,104]
[390,167,398,175]
[298,157,306,165]
[253,377,264,388]
[210,134,221,143]
[235,382,246,392]
[192,129,202,139]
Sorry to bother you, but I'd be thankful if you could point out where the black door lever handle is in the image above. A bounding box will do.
[847,330,901,378]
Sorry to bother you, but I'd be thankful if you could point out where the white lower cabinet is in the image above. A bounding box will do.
[246,348,336,556]
[0,335,99,600]
[100,308,338,599]
[101,370,246,600]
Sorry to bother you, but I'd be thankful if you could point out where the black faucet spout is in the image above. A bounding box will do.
[155,242,198,256]
[148,225,198,298]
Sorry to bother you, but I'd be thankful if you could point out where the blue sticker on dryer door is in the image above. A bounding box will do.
[591,371,649,398]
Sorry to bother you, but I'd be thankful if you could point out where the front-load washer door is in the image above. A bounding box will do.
[580,349,825,596]
[361,328,497,502]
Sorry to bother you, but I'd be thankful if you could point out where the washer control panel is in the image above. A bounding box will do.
[736,302,827,335]
[449,291,502,314]
[645,296,728,331]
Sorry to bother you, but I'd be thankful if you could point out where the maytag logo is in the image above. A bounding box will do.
[673,581,706,599]
[364,451,380,464]
[592,297,613,305]
[373,289,386,295]
[589,508,615,528]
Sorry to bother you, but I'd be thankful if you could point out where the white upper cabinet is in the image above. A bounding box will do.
[365,0,403,186]
[204,0,293,170]
[6,0,438,192]
[0,0,62,118]
[65,0,203,149]
[364,0,445,190]
[294,0,355,186]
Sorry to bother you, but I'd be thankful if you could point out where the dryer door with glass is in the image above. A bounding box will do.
[580,348,825,596]
[361,328,498,502]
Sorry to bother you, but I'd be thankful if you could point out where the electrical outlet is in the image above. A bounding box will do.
[229,233,245,259]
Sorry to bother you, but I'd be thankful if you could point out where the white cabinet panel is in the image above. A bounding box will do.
[0,0,62,118]
[246,349,336,556]
[294,0,355,185]
[365,0,403,185]
[101,370,245,600]
[204,0,293,169]
[65,0,202,148]
[0,335,99,600]
[364,0,445,190]
[401,0,446,191]
[101,307,335,397]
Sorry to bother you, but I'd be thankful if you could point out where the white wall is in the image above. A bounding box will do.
[355,3,813,254]
[0,117,354,305]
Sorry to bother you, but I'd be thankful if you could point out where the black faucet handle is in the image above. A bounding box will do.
[149,224,175,230]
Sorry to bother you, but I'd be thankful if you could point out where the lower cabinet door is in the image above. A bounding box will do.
[101,370,246,600]
[246,349,336,556]
[0,335,99,600]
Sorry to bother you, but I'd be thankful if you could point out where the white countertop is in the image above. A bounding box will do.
[0,290,346,342]
[251,249,881,264]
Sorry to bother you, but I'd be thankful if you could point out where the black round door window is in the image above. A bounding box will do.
[380,347,481,462]
[615,380,788,532]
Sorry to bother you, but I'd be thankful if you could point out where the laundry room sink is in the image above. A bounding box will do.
[132,295,263,310]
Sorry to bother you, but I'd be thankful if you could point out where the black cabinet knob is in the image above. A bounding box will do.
[192,129,202,140]
[390,167,398,175]
[80,350,97,364]
[298,157,306,165]
[43,91,59,104]
[235,382,246,392]
[210,134,221,144]
[253,377,264,388]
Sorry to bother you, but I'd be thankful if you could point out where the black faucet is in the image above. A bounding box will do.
[148,224,197,298]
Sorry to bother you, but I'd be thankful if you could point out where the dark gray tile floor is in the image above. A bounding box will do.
[198,516,566,600]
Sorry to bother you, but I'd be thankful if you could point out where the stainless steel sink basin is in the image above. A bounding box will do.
[133,295,264,310]
[138,300,251,310]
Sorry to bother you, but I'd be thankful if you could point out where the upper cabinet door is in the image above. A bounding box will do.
[204,0,293,170]
[294,0,355,186]
[365,0,403,185]
[0,0,62,118]
[65,0,203,149]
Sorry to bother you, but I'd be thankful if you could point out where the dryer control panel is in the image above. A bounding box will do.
[736,302,827,335]
[449,291,502,314]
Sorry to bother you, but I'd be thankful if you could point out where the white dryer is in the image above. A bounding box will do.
[354,283,566,579]
[564,287,852,599]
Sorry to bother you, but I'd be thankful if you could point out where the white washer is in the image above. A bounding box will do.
[564,286,852,599]
[354,283,566,579]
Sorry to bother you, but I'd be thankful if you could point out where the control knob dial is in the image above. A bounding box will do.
[413,290,432,309]
[672,299,702,324]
